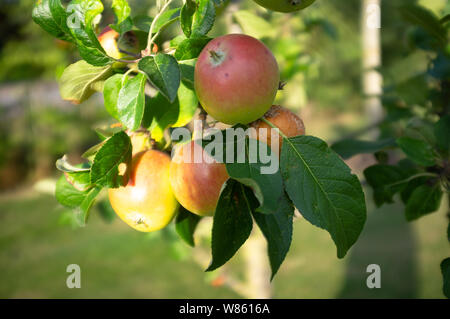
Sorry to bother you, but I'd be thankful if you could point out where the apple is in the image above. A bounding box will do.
[251,105,305,152]
[108,150,178,232]
[195,34,280,125]
[169,141,229,216]
[98,26,123,59]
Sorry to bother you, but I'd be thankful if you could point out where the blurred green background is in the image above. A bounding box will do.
[0,0,448,298]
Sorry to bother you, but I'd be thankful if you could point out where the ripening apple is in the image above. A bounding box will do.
[253,0,316,13]
[251,105,305,152]
[169,141,229,216]
[195,34,280,125]
[98,26,124,59]
[108,150,178,232]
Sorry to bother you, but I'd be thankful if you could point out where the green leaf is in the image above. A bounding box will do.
[103,74,123,120]
[67,0,112,66]
[400,176,430,204]
[441,257,450,298]
[399,5,447,48]
[32,0,73,42]
[64,171,92,192]
[364,164,409,206]
[55,174,89,208]
[180,0,196,38]
[175,206,202,247]
[225,137,283,215]
[90,131,132,188]
[405,184,443,221]
[59,60,112,104]
[133,15,153,32]
[138,54,181,103]
[55,155,92,191]
[179,58,196,89]
[206,180,257,271]
[117,73,147,131]
[252,192,294,280]
[435,115,450,152]
[170,34,188,48]
[75,186,102,225]
[55,155,90,173]
[82,142,105,163]
[94,124,124,140]
[198,127,283,214]
[110,0,132,33]
[403,119,437,146]
[174,37,212,60]
[281,136,367,259]
[396,137,436,167]
[143,82,197,142]
[131,8,181,34]
[181,0,215,39]
[55,173,102,225]
[331,138,396,160]
[111,0,131,25]
[233,10,276,39]
[153,8,181,35]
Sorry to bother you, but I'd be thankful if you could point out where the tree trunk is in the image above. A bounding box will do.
[243,230,272,298]
[362,0,383,138]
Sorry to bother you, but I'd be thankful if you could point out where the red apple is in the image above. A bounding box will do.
[251,105,305,153]
[169,141,229,216]
[195,34,280,125]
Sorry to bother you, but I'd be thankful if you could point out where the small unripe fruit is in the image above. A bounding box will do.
[251,105,305,152]
[195,34,280,125]
[169,141,229,216]
[253,0,316,13]
[108,150,178,232]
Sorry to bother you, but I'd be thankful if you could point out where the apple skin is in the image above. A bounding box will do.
[169,141,229,217]
[108,150,178,232]
[195,34,280,125]
[251,105,305,152]
[253,0,316,13]
[98,26,123,59]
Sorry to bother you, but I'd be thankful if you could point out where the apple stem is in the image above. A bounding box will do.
[114,58,140,64]
[209,50,222,63]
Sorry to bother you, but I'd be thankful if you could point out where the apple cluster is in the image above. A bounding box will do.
[105,32,306,232]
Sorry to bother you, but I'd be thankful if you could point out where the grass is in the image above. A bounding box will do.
[0,188,447,298]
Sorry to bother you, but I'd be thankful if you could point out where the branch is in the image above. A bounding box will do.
[145,0,176,55]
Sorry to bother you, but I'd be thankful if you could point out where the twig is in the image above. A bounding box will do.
[114,58,140,64]
[145,0,175,55]
[119,48,141,58]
